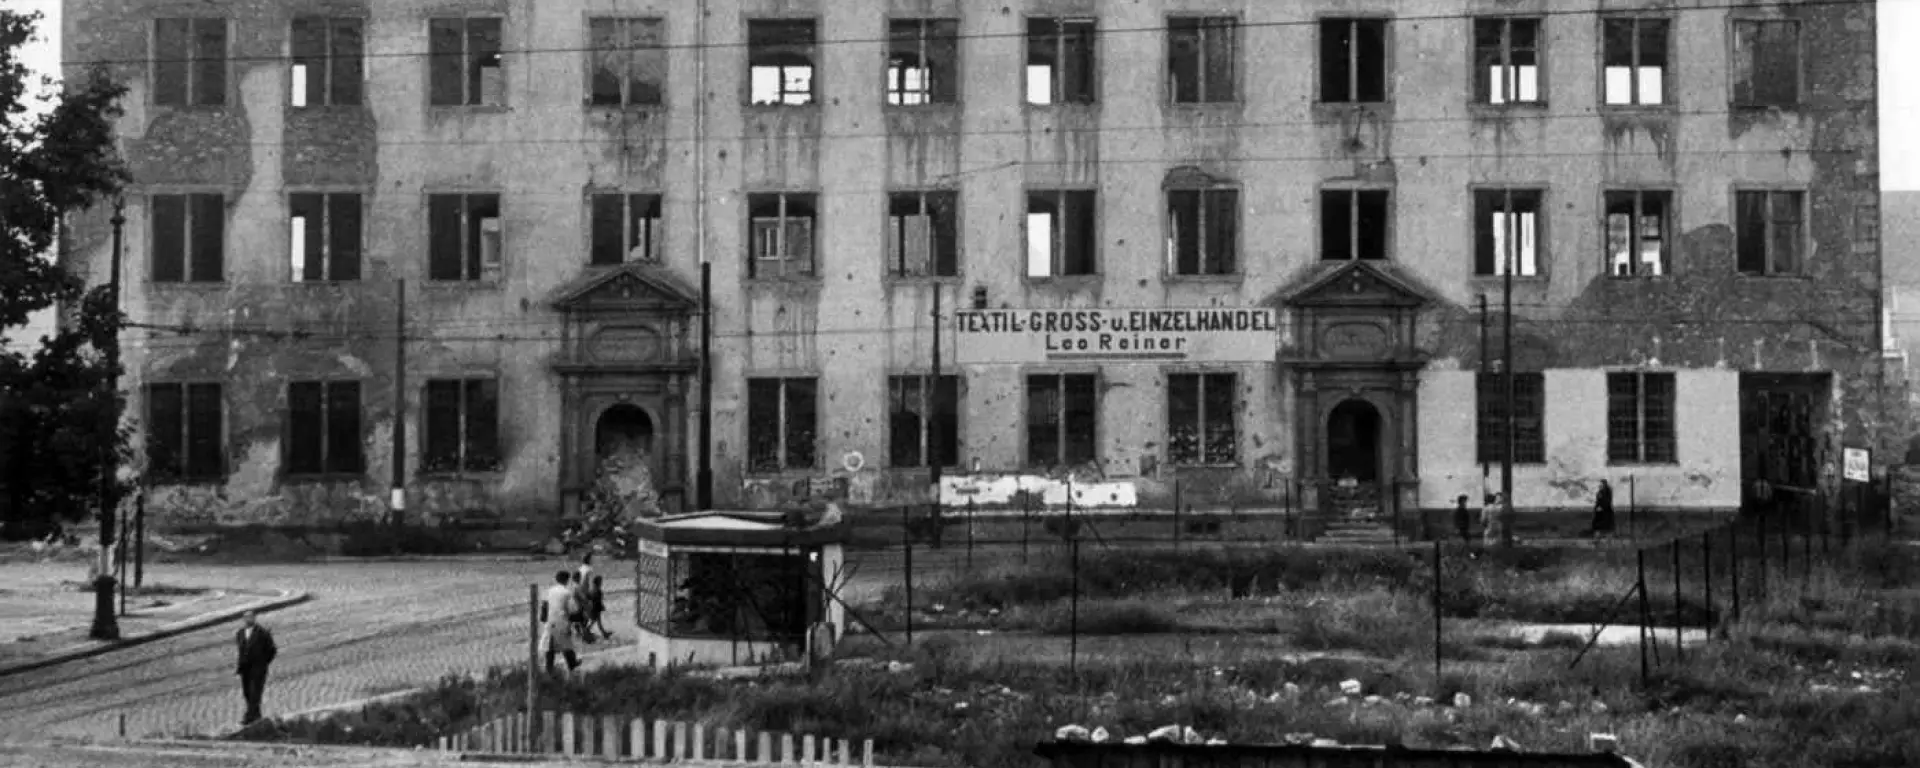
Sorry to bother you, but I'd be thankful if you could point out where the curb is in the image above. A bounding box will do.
[0,589,312,679]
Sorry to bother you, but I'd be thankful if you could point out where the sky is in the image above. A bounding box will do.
[7,0,1920,188]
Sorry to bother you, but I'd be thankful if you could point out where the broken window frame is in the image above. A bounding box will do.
[421,378,501,475]
[1734,189,1806,276]
[1166,187,1239,276]
[1472,17,1543,106]
[887,191,959,278]
[1599,16,1669,107]
[746,193,817,279]
[1606,372,1677,465]
[887,18,960,106]
[888,374,961,469]
[747,19,818,106]
[1474,372,1546,465]
[1026,373,1099,469]
[746,377,819,473]
[1318,17,1389,104]
[1730,18,1802,108]
[1318,188,1391,261]
[587,17,667,108]
[1026,17,1099,105]
[153,17,228,107]
[1026,189,1099,278]
[428,16,505,107]
[290,16,364,107]
[289,192,363,283]
[284,380,365,478]
[589,192,664,266]
[1167,16,1238,104]
[1472,188,1544,277]
[1167,372,1237,466]
[426,193,503,282]
[1604,189,1671,278]
[145,382,226,484]
[150,192,227,283]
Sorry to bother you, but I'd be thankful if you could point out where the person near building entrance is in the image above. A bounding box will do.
[234,611,278,727]
[1591,480,1616,537]
[1481,493,1504,545]
[1453,495,1473,543]
[541,570,582,673]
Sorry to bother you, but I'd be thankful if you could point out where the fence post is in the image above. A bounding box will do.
[966,498,974,571]
[527,584,539,748]
[1701,531,1714,640]
[1021,488,1031,562]
[1671,539,1683,658]
[1174,479,1184,550]
[1756,511,1769,598]
[1728,521,1741,624]
[1778,504,1792,592]
[901,505,914,645]
[1635,546,1651,687]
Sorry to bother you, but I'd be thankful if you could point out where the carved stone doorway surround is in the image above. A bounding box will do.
[551,263,702,519]
[1271,260,1435,535]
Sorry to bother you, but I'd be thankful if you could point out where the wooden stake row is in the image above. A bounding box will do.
[433,711,875,765]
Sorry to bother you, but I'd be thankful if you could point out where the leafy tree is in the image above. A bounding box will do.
[0,9,129,540]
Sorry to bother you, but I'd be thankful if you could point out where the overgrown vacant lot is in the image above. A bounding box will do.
[254,541,1920,768]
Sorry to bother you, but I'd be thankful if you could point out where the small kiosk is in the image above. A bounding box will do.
[631,509,849,669]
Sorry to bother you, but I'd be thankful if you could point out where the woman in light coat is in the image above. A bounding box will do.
[541,570,581,673]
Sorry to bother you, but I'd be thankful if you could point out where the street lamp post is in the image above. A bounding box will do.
[91,199,125,641]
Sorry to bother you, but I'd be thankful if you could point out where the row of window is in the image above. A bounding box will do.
[156,14,1805,111]
[144,371,1679,483]
[149,187,1809,285]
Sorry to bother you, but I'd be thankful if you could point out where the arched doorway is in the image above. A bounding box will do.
[1326,399,1382,483]
[596,404,655,466]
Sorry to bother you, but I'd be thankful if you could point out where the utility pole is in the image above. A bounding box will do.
[390,279,406,528]
[1500,214,1517,548]
[697,262,713,510]
[928,288,943,562]
[90,199,125,641]
[1478,294,1490,505]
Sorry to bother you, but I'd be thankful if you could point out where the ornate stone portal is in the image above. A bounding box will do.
[1273,260,1435,536]
[552,263,701,518]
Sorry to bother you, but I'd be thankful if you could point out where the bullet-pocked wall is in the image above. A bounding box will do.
[60,0,1879,529]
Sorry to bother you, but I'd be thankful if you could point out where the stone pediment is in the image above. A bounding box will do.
[1268,260,1436,309]
[551,263,699,315]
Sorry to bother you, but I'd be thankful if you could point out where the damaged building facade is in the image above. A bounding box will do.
[62,0,1880,534]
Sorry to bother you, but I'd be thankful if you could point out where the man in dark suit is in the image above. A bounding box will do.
[234,611,278,726]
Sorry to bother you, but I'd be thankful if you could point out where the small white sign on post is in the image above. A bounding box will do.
[1843,447,1871,482]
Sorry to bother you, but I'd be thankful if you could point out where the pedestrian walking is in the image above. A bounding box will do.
[1591,480,1616,537]
[234,611,278,726]
[566,566,594,644]
[586,574,612,641]
[541,571,581,673]
[1453,494,1472,544]
[1481,492,1503,545]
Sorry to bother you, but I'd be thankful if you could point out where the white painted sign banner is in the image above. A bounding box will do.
[954,308,1279,364]
[1843,447,1871,482]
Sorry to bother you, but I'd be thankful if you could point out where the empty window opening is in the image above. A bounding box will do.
[151,193,226,283]
[1732,19,1801,107]
[423,378,500,474]
[888,19,959,105]
[146,382,225,483]
[748,20,817,106]
[1602,17,1667,106]
[286,380,364,476]
[590,193,663,265]
[889,375,960,468]
[1168,17,1237,104]
[1026,190,1098,277]
[429,17,503,106]
[1735,190,1804,276]
[1319,18,1387,103]
[1026,18,1097,105]
[588,18,666,107]
[889,191,959,277]
[1474,17,1542,105]
[1026,373,1097,468]
[1607,372,1677,464]
[154,17,227,107]
[289,192,362,282]
[1168,372,1236,465]
[1167,188,1238,275]
[1474,189,1542,277]
[290,17,362,107]
[748,193,817,278]
[1475,372,1545,464]
[427,193,502,281]
[1605,190,1670,277]
[1319,189,1389,261]
[747,377,818,472]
